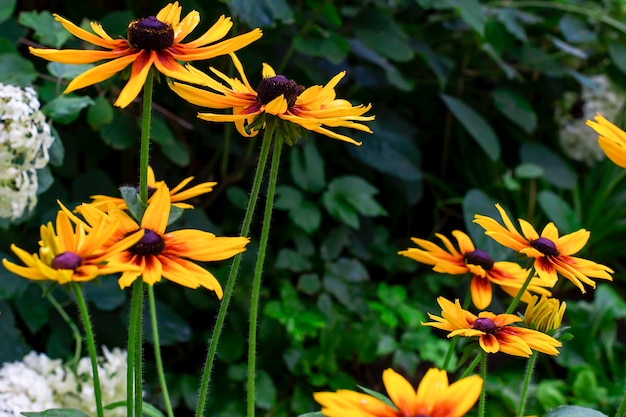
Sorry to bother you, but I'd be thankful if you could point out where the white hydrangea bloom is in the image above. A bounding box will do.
[0,348,128,417]
[0,83,55,222]
[556,75,625,166]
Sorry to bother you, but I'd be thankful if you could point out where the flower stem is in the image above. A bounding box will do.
[195,119,277,417]
[148,285,174,417]
[479,351,487,417]
[247,122,283,417]
[46,291,82,369]
[614,390,626,417]
[505,266,536,314]
[128,281,144,417]
[518,352,537,417]
[138,70,154,202]
[71,282,104,417]
[459,351,483,379]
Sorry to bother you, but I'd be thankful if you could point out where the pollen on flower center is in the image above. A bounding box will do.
[471,317,498,334]
[463,249,494,270]
[530,237,559,257]
[128,228,165,256]
[257,75,304,108]
[127,16,174,50]
[51,251,82,270]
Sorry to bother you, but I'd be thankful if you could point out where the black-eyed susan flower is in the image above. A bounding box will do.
[523,295,566,333]
[586,113,626,168]
[313,367,482,417]
[2,203,143,284]
[423,297,561,357]
[169,53,374,145]
[98,184,248,296]
[473,204,613,292]
[398,230,550,309]
[86,165,216,211]
[29,2,262,108]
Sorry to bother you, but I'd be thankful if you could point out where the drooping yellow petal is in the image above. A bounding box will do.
[65,54,138,93]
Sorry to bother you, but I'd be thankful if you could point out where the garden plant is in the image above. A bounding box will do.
[1,1,626,417]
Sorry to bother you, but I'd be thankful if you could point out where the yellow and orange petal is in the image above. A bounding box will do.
[30,3,262,108]
[314,368,482,417]
[104,184,249,295]
[423,297,561,357]
[2,203,143,284]
[473,204,613,291]
[586,113,626,168]
[169,54,374,145]
[86,166,216,212]
[398,230,550,309]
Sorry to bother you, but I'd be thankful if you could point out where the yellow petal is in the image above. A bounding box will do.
[65,54,138,93]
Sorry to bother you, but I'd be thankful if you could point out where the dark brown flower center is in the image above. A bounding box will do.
[51,251,82,270]
[257,75,304,108]
[127,16,174,50]
[471,317,498,334]
[530,237,559,257]
[463,249,494,270]
[128,228,165,256]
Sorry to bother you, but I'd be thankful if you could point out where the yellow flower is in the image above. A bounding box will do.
[423,297,562,357]
[169,53,374,145]
[29,2,262,108]
[86,166,216,211]
[2,203,143,284]
[473,204,613,291]
[399,230,550,309]
[586,113,626,168]
[100,184,248,296]
[314,368,482,417]
[523,295,566,333]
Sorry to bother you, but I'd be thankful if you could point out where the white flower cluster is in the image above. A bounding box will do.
[556,75,625,166]
[0,348,127,417]
[0,83,54,222]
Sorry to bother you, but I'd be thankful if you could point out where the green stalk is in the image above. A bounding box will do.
[126,69,154,417]
[479,351,487,417]
[46,291,82,369]
[247,123,283,417]
[195,119,277,417]
[614,389,626,417]
[518,352,537,417]
[505,266,536,314]
[71,282,104,417]
[149,285,174,417]
[459,352,483,379]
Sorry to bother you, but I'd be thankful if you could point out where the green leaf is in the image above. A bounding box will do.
[22,410,90,417]
[275,185,303,210]
[376,334,398,355]
[491,88,537,134]
[14,285,49,333]
[226,186,248,210]
[120,186,146,222]
[48,128,65,167]
[298,273,321,295]
[481,43,522,80]
[290,140,326,193]
[559,15,596,43]
[0,252,29,299]
[290,200,321,233]
[377,283,407,307]
[0,53,37,86]
[159,139,190,167]
[18,11,71,48]
[537,380,568,411]
[495,8,528,42]
[549,35,587,59]
[545,406,608,417]
[83,278,126,311]
[36,166,54,195]
[275,249,312,272]
[414,41,454,89]
[354,9,413,62]
[0,0,16,24]
[440,94,500,161]
[324,176,387,218]
[293,32,349,65]
[572,368,598,401]
[608,41,626,75]
[142,299,192,346]
[520,143,576,189]
[47,63,95,80]
[537,190,581,233]
[226,0,294,27]
[0,301,29,362]
[356,385,395,407]
[87,95,114,130]
[327,258,369,283]
[255,370,277,410]
[147,116,175,145]
[445,0,486,37]
[100,111,139,150]
[514,163,544,179]
[42,95,94,124]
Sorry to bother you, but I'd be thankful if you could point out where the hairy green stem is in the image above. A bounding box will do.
[138,70,154,202]
[195,120,276,417]
[479,351,487,417]
[505,266,536,314]
[71,282,104,417]
[247,123,283,417]
[149,286,174,417]
[46,291,82,369]
[518,352,537,417]
[459,352,483,379]
[128,281,144,417]
[614,389,626,417]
